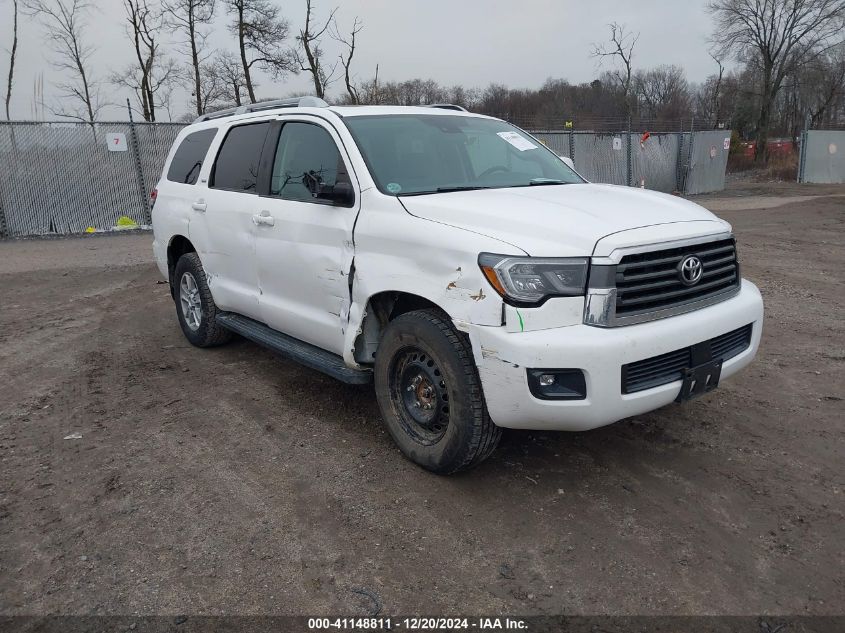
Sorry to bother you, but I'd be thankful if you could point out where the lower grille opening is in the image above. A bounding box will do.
[622,324,753,394]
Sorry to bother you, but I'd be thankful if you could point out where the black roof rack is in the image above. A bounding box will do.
[426,104,468,112]
[194,96,329,123]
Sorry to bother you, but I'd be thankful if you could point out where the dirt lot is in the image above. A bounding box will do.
[1,184,843,617]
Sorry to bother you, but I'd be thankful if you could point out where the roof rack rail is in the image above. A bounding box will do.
[194,96,329,123]
[426,103,468,112]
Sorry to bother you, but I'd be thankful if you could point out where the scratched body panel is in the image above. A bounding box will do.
[343,189,514,366]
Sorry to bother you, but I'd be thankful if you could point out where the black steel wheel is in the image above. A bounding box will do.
[374,309,501,474]
[390,347,451,445]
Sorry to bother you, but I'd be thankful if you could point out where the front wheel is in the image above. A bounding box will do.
[374,309,501,474]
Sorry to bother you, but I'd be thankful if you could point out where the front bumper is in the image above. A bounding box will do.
[468,279,763,431]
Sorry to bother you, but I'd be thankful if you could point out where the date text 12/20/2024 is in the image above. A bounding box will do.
[307,617,528,630]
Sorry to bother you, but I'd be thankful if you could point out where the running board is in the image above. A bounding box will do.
[216,312,373,385]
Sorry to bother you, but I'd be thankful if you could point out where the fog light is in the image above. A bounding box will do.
[527,369,586,400]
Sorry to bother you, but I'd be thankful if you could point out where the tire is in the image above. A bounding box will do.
[172,252,232,348]
[374,309,501,474]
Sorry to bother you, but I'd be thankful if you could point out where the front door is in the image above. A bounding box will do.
[255,119,360,356]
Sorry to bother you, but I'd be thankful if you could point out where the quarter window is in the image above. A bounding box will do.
[270,122,349,202]
[167,128,217,185]
[211,122,271,192]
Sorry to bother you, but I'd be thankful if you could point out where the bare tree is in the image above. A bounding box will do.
[293,0,337,99]
[708,52,725,128]
[163,0,216,116]
[224,0,296,103]
[634,65,691,120]
[591,22,639,117]
[209,51,248,105]
[445,85,480,110]
[356,63,380,104]
[693,65,728,128]
[195,58,227,114]
[708,0,845,161]
[4,0,18,119]
[111,0,179,121]
[23,0,102,122]
[111,59,181,123]
[333,16,362,104]
[804,46,845,127]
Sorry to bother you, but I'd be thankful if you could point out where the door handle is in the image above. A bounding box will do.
[252,211,275,226]
[191,200,207,212]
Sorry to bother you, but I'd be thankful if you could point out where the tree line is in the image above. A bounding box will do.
[3,0,845,162]
[2,0,366,122]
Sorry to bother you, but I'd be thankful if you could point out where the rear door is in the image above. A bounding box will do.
[201,121,273,318]
[254,117,360,355]
[153,127,218,280]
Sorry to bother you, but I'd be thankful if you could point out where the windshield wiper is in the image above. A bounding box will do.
[435,185,493,193]
[527,178,567,186]
[397,185,493,197]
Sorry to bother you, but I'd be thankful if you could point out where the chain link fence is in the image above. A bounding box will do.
[0,121,182,237]
[0,120,730,238]
[532,130,710,193]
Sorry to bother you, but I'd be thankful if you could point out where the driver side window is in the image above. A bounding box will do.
[270,122,348,202]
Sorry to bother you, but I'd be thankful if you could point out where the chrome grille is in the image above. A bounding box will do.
[622,323,753,394]
[615,238,739,318]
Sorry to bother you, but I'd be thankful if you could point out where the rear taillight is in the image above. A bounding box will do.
[150,188,158,208]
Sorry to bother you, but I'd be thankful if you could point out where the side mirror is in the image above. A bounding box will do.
[319,181,355,206]
[559,155,576,170]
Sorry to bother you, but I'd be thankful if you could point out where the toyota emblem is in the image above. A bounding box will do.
[678,255,703,286]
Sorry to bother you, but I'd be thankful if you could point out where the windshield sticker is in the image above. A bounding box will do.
[386,182,402,194]
[497,131,537,152]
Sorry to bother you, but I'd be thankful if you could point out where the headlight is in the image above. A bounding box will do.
[478,253,589,304]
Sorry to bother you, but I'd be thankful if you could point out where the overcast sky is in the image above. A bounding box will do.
[0,0,724,121]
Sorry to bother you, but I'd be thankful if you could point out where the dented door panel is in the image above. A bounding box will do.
[343,190,518,367]
[255,118,362,356]
[256,202,357,355]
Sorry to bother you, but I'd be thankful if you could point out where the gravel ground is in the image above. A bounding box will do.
[0,187,843,617]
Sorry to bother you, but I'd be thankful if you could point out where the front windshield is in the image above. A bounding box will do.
[343,114,584,196]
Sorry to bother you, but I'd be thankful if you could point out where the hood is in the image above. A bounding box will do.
[399,183,729,256]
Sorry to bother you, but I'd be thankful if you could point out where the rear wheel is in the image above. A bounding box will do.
[173,253,232,347]
[374,309,501,474]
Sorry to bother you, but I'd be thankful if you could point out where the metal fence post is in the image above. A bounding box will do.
[0,122,12,237]
[626,117,633,187]
[126,99,151,225]
[684,130,696,195]
[675,132,684,192]
[797,130,807,183]
[0,134,7,238]
[0,188,7,238]
[568,129,574,161]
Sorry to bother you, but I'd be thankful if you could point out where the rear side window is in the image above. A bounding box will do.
[167,129,217,185]
[211,122,271,193]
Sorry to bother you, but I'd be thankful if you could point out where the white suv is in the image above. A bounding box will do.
[151,97,763,474]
